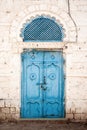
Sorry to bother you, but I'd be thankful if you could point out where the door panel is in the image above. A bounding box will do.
[43,52,63,117]
[26,64,40,98]
[21,51,43,118]
[21,51,64,118]
[26,64,42,118]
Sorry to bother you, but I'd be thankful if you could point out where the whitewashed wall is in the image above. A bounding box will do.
[0,0,87,121]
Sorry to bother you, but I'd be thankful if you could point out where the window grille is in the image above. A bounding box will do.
[21,16,64,42]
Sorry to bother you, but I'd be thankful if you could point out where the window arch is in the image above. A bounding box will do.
[21,16,64,42]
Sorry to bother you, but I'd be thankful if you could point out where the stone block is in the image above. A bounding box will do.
[0,87,10,99]
[66,77,87,100]
[10,107,16,114]
[74,114,81,120]
[66,62,87,77]
[66,113,73,119]
[0,113,5,120]
[11,113,20,119]
[77,26,87,42]
[66,51,87,63]
[71,12,87,26]
[65,43,87,52]
[0,100,4,107]
[66,100,87,114]
[1,107,10,114]
[80,114,87,120]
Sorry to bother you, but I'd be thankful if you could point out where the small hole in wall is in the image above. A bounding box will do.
[6,11,10,13]
[65,46,68,49]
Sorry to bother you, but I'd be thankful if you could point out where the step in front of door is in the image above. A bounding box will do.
[19,118,67,124]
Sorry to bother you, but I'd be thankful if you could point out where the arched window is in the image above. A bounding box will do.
[21,16,64,42]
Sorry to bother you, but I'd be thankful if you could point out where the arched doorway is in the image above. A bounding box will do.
[21,16,64,118]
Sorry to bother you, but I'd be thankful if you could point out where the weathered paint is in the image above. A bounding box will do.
[21,50,64,118]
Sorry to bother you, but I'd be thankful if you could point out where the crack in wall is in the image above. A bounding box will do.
[68,0,78,42]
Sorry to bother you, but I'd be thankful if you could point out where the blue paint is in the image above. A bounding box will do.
[20,16,64,42]
[21,51,64,118]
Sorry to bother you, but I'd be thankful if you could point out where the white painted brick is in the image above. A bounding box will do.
[71,0,87,6]
[66,62,87,76]
[71,12,87,26]
[28,6,37,12]
[0,41,11,51]
[39,5,49,11]
[66,77,87,92]
[0,76,11,82]
[0,12,12,25]
[78,26,87,42]
[8,87,20,100]
[66,52,87,63]
[66,85,87,100]
[65,43,87,52]
[0,86,10,99]
[0,100,4,107]
[4,100,20,108]
[70,0,87,11]
[50,6,59,13]
[77,5,87,12]
[58,0,68,11]
[4,100,11,107]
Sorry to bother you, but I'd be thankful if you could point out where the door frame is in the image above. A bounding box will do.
[20,48,65,119]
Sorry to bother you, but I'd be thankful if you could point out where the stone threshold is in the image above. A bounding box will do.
[19,118,68,124]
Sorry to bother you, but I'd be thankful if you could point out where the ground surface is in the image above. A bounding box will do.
[0,121,87,130]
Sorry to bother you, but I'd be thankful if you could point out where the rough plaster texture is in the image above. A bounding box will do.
[0,0,87,121]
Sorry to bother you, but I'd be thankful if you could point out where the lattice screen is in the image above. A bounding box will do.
[21,17,64,41]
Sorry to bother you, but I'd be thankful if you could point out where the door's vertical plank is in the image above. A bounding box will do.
[21,52,27,117]
[43,51,64,118]
[21,51,44,118]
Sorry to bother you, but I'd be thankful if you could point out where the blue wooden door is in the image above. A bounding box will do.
[21,51,64,118]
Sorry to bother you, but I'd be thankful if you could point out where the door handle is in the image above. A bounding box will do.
[37,83,47,85]
[37,83,44,85]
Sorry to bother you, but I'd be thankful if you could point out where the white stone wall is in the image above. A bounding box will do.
[0,0,87,121]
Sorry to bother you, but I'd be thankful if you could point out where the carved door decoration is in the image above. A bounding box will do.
[21,51,64,118]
